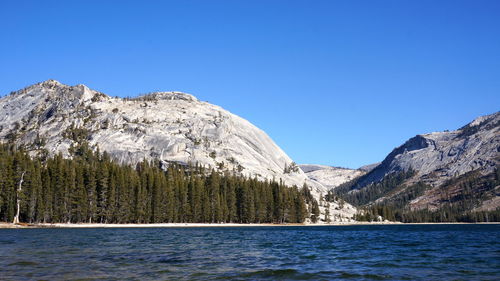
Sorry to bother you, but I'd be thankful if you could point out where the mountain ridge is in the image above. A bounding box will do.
[332,111,499,220]
[299,164,366,191]
[357,111,499,189]
[0,80,357,222]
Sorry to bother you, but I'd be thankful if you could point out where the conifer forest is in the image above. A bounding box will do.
[0,144,312,224]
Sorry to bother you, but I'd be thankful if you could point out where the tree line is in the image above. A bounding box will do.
[0,143,312,224]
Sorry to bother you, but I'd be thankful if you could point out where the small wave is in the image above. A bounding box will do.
[299,254,317,260]
[8,261,39,267]
[338,271,392,280]
[156,257,187,264]
[234,269,318,280]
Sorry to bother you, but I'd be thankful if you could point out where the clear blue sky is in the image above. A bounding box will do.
[1,1,499,168]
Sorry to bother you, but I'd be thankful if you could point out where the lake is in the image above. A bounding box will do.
[0,224,498,280]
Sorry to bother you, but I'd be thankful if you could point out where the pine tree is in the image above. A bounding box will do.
[85,164,97,223]
[96,159,109,223]
[72,162,87,223]
[324,203,331,223]
[311,200,320,223]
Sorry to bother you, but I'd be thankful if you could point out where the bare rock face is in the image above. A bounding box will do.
[343,112,499,213]
[299,164,365,190]
[358,163,380,173]
[356,112,499,188]
[0,80,357,222]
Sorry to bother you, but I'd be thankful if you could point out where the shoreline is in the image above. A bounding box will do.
[1,221,498,229]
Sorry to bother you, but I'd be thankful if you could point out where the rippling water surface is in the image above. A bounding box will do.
[0,224,499,280]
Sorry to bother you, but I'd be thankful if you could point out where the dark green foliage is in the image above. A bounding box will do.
[356,204,500,223]
[63,123,89,143]
[0,144,308,224]
[283,162,299,174]
[310,200,320,223]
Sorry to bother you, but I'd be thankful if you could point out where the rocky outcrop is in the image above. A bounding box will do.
[358,163,380,173]
[299,164,365,190]
[340,112,499,214]
[0,80,357,221]
[355,112,499,189]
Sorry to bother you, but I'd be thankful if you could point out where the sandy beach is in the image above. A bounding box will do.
[3,221,498,229]
[0,221,406,228]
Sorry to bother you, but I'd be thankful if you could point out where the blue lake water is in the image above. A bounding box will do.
[0,224,499,280]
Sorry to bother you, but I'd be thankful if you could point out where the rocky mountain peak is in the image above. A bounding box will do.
[335,112,500,216]
[469,111,499,127]
[39,79,63,88]
[0,80,358,222]
[9,80,99,104]
[456,111,500,138]
[354,111,499,189]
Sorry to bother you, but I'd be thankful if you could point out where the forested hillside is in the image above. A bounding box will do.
[333,170,500,222]
[330,112,500,223]
[0,80,356,220]
[0,143,314,224]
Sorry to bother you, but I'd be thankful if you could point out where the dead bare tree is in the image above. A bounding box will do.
[13,171,25,224]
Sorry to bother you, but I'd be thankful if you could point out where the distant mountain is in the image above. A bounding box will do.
[358,163,380,173]
[299,164,365,191]
[335,112,499,221]
[0,80,356,221]
[355,112,499,188]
